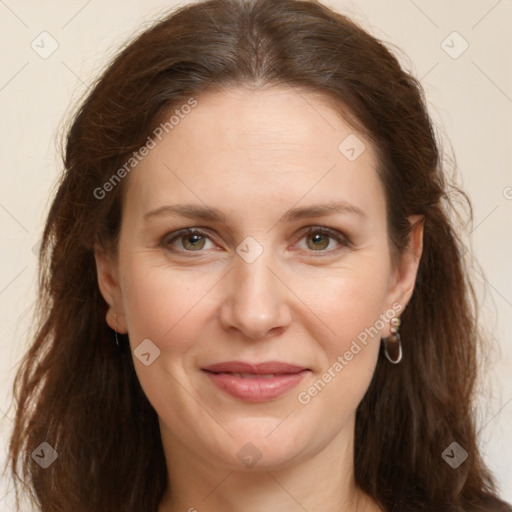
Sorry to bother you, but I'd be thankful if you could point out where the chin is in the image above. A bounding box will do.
[204,425,312,472]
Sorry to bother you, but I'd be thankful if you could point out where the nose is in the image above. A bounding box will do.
[219,248,292,340]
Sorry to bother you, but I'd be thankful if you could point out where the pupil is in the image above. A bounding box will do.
[184,234,204,250]
[309,232,328,250]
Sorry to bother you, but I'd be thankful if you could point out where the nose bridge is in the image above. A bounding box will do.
[220,240,291,339]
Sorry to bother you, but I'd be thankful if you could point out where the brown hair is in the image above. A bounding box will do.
[6,0,511,511]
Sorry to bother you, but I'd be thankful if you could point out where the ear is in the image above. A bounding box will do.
[94,244,127,334]
[384,214,424,332]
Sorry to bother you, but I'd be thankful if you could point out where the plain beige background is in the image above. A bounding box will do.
[1,0,511,509]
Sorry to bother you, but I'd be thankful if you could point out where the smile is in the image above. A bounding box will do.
[201,361,311,402]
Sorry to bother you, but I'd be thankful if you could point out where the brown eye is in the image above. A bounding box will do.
[306,231,330,250]
[162,229,215,253]
[297,227,349,255]
[181,233,206,251]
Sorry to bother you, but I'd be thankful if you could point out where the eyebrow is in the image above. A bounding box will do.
[143,201,367,223]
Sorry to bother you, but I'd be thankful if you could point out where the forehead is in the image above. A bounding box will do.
[124,86,384,220]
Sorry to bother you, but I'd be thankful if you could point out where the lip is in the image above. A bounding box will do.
[201,361,310,402]
[202,361,308,374]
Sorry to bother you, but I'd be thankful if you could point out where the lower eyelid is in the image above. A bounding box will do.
[294,236,347,254]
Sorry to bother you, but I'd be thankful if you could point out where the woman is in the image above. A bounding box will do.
[6,0,511,510]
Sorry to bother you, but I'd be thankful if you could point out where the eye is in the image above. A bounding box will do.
[162,228,216,253]
[160,226,350,256]
[295,226,349,254]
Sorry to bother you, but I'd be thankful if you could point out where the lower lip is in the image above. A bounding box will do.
[202,370,310,402]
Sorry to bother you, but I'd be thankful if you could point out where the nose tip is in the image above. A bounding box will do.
[219,255,291,340]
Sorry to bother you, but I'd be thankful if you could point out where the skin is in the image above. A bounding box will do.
[95,86,423,512]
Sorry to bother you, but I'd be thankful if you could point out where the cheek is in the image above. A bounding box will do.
[331,275,387,339]
[118,257,217,419]
[293,269,388,417]
[121,246,392,357]
[295,259,391,346]
[119,255,215,350]
[292,257,391,403]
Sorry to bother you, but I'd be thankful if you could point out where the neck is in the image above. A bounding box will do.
[157,415,381,512]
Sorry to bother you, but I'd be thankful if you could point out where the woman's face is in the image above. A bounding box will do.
[96,86,422,471]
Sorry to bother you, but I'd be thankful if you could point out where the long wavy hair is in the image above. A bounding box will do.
[5,0,511,510]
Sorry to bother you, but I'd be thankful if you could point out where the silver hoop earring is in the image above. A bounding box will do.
[382,317,402,364]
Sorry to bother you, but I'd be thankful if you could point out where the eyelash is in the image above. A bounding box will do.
[160,226,351,257]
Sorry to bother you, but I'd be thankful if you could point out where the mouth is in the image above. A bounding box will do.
[201,361,311,402]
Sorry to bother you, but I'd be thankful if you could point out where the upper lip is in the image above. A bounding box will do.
[201,361,309,374]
